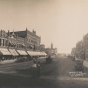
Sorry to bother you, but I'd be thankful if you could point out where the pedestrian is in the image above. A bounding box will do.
[33,57,37,63]
[46,56,51,64]
[37,61,41,77]
[31,60,37,78]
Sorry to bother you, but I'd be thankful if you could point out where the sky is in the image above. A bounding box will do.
[0,0,88,54]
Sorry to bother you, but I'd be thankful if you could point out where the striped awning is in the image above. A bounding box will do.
[9,49,19,56]
[27,51,36,56]
[27,51,47,56]
[0,48,11,55]
[41,52,47,56]
[17,50,27,55]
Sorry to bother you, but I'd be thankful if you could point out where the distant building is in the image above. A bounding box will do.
[44,43,57,56]
[40,44,45,51]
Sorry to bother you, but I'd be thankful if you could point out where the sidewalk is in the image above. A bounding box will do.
[0,59,17,64]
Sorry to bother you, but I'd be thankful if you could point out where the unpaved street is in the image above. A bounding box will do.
[0,56,88,87]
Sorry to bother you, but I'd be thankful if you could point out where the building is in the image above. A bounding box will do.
[44,43,57,56]
[40,44,45,51]
[9,28,41,51]
[0,28,48,61]
[0,30,8,47]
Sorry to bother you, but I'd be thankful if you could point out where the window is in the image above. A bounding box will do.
[0,39,1,46]
[3,39,4,46]
[3,34,5,37]
[1,39,3,46]
[5,40,7,46]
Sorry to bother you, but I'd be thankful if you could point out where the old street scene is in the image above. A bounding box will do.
[1,0,88,88]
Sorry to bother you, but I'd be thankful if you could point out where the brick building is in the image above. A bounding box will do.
[9,28,41,51]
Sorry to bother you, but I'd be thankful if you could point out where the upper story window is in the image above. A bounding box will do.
[0,39,1,46]
[0,39,5,46]
[31,40,37,44]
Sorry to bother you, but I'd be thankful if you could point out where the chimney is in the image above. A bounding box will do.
[32,29,34,33]
[32,29,36,35]
[8,30,10,36]
[35,31,36,35]
[26,27,27,31]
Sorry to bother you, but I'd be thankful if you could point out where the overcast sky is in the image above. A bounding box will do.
[0,0,88,53]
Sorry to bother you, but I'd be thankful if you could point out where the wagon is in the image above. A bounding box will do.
[75,59,84,72]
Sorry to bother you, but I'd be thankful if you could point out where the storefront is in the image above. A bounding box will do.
[0,48,12,61]
[8,49,19,59]
[16,50,28,61]
[27,51,47,60]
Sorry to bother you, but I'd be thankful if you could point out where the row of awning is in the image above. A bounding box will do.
[0,48,47,56]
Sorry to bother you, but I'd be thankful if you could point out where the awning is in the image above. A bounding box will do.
[44,52,47,55]
[41,52,47,56]
[27,51,36,56]
[27,51,46,56]
[9,49,19,56]
[0,48,11,55]
[27,51,41,56]
[37,52,42,56]
[17,50,27,55]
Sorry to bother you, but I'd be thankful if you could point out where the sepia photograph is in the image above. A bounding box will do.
[0,0,88,88]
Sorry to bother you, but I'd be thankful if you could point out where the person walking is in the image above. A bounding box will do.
[37,61,41,77]
[31,60,37,78]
